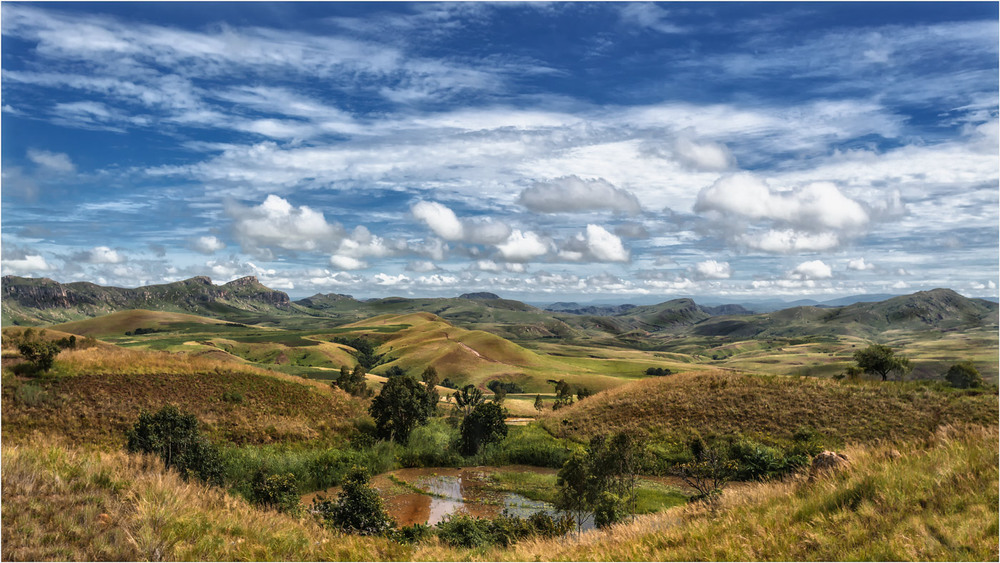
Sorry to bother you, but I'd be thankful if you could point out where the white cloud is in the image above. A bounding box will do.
[191,235,226,254]
[2,254,55,275]
[27,149,75,173]
[87,246,125,264]
[847,257,876,271]
[695,173,869,232]
[330,255,367,270]
[671,136,735,171]
[405,260,439,273]
[373,273,410,285]
[227,194,342,258]
[475,259,502,272]
[792,260,833,280]
[411,201,465,241]
[738,230,841,253]
[693,260,731,280]
[585,224,630,262]
[336,226,394,259]
[496,229,549,261]
[518,176,642,215]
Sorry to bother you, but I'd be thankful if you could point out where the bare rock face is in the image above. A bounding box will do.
[809,450,850,479]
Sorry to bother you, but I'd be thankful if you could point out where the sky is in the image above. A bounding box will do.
[1,1,998,302]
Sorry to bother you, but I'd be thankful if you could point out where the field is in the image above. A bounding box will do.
[2,300,997,562]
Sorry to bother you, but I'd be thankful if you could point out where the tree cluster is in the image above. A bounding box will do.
[125,405,223,485]
[555,432,643,531]
[334,364,371,397]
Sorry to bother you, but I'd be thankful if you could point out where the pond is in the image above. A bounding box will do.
[302,465,595,529]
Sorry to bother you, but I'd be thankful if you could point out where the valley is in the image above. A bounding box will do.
[1,275,997,561]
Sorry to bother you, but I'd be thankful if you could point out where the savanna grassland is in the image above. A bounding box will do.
[1,283,997,561]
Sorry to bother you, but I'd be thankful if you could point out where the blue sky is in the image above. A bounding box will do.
[2,2,997,302]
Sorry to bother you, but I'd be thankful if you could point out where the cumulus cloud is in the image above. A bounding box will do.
[1,254,55,274]
[85,246,125,264]
[518,176,642,215]
[695,173,869,231]
[411,201,465,241]
[190,235,226,254]
[584,224,630,262]
[672,136,736,171]
[330,255,367,270]
[693,259,731,279]
[27,149,75,173]
[336,226,395,259]
[405,260,439,273]
[738,230,841,253]
[496,229,549,261]
[847,257,876,271]
[227,194,342,258]
[792,260,833,279]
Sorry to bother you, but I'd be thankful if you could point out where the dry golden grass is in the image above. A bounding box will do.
[2,345,365,448]
[409,424,999,561]
[1,441,408,561]
[539,370,998,445]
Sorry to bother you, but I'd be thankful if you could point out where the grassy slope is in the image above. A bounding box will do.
[434,424,997,561]
[539,371,998,445]
[2,345,365,448]
[49,309,225,338]
[1,442,407,561]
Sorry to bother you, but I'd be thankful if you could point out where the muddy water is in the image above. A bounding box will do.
[303,465,585,528]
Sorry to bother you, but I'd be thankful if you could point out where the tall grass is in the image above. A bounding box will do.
[473,424,583,468]
[0,442,409,561]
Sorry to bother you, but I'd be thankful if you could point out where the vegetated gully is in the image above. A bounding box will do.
[302,465,591,529]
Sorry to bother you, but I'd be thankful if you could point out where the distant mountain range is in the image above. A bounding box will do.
[3,276,996,342]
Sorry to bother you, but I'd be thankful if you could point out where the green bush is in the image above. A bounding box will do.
[250,471,300,513]
[125,405,223,485]
[221,389,244,404]
[474,424,580,468]
[17,339,61,373]
[594,491,627,528]
[313,466,394,536]
[399,419,462,468]
[459,402,508,456]
[393,523,433,544]
[436,514,491,548]
[436,511,575,548]
[946,362,983,389]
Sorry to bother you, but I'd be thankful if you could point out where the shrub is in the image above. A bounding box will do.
[487,380,524,394]
[945,362,983,389]
[125,405,223,485]
[436,511,575,548]
[221,389,244,404]
[314,466,394,536]
[250,471,299,513]
[645,367,672,376]
[594,491,627,529]
[400,419,462,468]
[17,338,61,373]
[394,523,433,544]
[436,514,491,548]
[459,401,508,456]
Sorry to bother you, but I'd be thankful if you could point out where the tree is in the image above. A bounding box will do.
[369,374,432,442]
[552,379,574,410]
[576,386,593,401]
[250,471,299,513]
[555,451,597,534]
[421,366,440,415]
[314,467,394,536]
[674,445,737,502]
[533,394,544,413]
[125,405,222,485]
[334,363,370,397]
[853,344,912,382]
[17,338,61,372]
[555,431,644,531]
[453,384,484,417]
[492,386,507,404]
[459,401,508,456]
[946,362,983,389]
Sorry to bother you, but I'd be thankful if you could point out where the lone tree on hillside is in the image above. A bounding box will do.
[453,384,484,416]
[853,344,912,382]
[458,401,508,455]
[369,374,433,443]
[420,366,440,415]
[534,394,544,412]
[945,362,983,389]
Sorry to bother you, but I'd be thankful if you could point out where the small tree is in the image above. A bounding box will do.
[492,386,507,404]
[421,366,440,415]
[315,467,394,536]
[453,384,484,417]
[17,338,61,372]
[576,386,593,401]
[459,401,508,456]
[533,394,544,413]
[335,363,370,397]
[552,379,574,410]
[674,445,737,502]
[369,374,432,443]
[125,405,223,485]
[555,451,597,534]
[945,362,983,389]
[853,344,912,382]
[250,471,300,513]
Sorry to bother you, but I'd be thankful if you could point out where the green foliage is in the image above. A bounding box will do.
[645,367,672,376]
[534,394,544,412]
[453,384,484,416]
[17,338,61,372]
[487,380,524,394]
[399,419,462,467]
[335,364,371,397]
[854,344,912,381]
[552,379,575,410]
[459,401,509,456]
[474,424,581,468]
[594,491,627,529]
[393,523,433,544]
[946,362,983,389]
[674,445,737,501]
[333,336,385,370]
[369,374,432,443]
[250,471,300,513]
[420,365,440,416]
[314,466,394,536]
[435,511,574,548]
[576,386,593,401]
[125,405,223,485]
[220,389,243,404]
[440,377,458,389]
